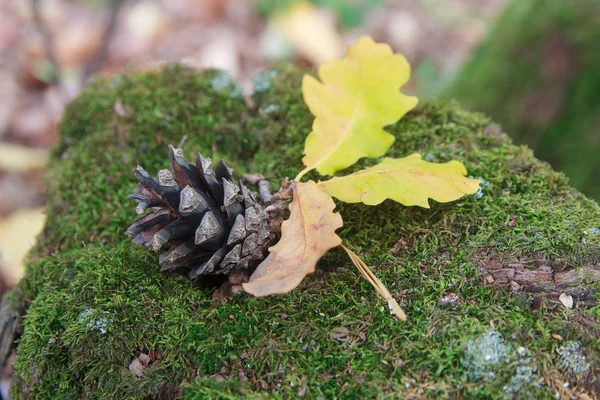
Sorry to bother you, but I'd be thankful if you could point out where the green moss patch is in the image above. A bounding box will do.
[9,64,600,399]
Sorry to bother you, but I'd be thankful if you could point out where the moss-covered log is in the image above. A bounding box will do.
[2,65,600,399]
[442,0,600,201]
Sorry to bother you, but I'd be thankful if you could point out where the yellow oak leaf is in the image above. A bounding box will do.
[299,36,418,178]
[318,154,481,208]
[243,181,343,296]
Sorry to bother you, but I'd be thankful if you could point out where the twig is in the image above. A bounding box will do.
[241,174,266,185]
[30,0,60,84]
[257,180,273,204]
[242,174,275,204]
[82,0,124,84]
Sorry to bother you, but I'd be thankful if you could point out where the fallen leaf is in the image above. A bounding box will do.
[318,154,480,207]
[243,181,343,296]
[0,207,46,286]
[0,70,20,135]
[0,142,48,172]
[54,19,103,67]
[299,36,417,177]
[271,2,343,66]
[552,334,563,341]
[126,0,170,42]
[559,293,573,308]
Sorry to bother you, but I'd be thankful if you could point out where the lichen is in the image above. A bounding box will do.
[77,309,111,334]
[586,227,600,237]
[462,332,542,398]
[502,347,540,399]
[556,341,590,377]
[472,177,490,200]
[259,103,280,117]
[210,70,244,98]
[7,64,600,399]
[252,69,278,93]
[462,330,510,381]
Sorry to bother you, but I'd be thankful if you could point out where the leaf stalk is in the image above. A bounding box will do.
[341,244,406,321]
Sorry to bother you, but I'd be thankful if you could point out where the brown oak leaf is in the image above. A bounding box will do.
[243,180,343,296]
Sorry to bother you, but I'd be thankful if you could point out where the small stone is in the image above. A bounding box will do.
[138,353,151,366]
[438,292,460,307]
[559,293,573,308]
[129,358,144,377]
[508,281,521,293]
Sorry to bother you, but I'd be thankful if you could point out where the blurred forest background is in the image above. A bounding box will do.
[0,0,598,294]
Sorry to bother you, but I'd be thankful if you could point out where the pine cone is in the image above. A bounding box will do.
[125,145,274,280]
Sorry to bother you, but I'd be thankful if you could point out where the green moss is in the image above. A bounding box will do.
[9,64,600,399]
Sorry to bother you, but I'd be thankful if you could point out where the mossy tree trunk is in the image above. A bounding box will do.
[443,0,600,201]
[0,65,599,399]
